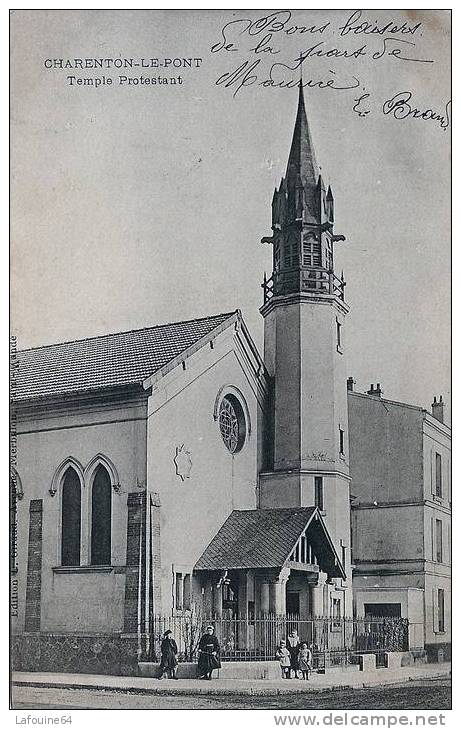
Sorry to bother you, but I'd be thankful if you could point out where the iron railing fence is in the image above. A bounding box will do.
[144,614,411,664]
[262,268,346,304]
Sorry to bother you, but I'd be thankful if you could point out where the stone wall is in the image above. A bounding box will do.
[12,633,140,676]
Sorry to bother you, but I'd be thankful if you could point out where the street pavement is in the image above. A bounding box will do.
[11,663,451,710]
[12,677,451,710]
[12,662,450,696]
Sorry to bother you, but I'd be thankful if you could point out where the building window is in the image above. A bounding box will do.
[437,589,445,633]
[219,394,246,453]
[435,453,442,497]
[175,572,183,610]
[174,571,191,611]
[331,597,341,630]
[435,519,443,563]
[183,574,191,611]
[61,467,81,566]
[314,476,324,511]
[336,320,342,349]
[91,465,112,565]
[364,603,401,619]
[339,428,345,456]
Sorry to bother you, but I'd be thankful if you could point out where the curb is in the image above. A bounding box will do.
[12,671,451,698]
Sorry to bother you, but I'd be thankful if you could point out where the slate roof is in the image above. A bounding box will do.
[195,507,317,570]
[14,311,237,402]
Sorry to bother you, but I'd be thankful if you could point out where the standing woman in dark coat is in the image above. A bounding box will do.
[287,628,301,679]
[197,625,221,680]
[158,629,178,679]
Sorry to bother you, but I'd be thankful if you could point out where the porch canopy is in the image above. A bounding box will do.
[195,507,346,580]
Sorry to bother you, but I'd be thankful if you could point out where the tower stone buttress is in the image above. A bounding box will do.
[259,85,352,616]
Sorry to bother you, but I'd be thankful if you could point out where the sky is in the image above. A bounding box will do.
[10,9,451,418]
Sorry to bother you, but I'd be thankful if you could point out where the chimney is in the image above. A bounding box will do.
[431,395,444,423]
[347,376,355,392]
[367,383,383,397]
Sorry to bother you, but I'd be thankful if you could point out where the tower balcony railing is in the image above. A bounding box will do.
[262,267,345,305]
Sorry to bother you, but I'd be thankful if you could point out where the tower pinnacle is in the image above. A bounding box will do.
[261,87,345,304]
[286,84,319,189]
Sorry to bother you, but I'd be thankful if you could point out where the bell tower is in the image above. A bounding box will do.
[259,85,352,614]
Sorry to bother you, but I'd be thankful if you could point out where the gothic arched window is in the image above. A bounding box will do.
[91,465,112,565]
[61,467,81,566]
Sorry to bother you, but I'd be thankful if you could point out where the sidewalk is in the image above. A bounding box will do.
[12,663,451,696]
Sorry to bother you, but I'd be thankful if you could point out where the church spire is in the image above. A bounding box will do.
[261,85,346,304]
[286,83,319,189]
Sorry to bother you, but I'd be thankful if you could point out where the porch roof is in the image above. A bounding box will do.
[195,507,346,579]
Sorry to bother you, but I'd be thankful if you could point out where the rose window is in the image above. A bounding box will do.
[218,395,246,453]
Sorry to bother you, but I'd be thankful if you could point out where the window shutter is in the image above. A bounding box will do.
[448,458,451,504]
[433,587,438,633]
[447,523,451,565]
[439,590,445,632]
[440,519,445,563]
[430,449,436,495]
[431,517,435,561]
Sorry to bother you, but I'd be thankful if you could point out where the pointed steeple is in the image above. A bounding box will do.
[286,83,319,188]
[261,84,346,304]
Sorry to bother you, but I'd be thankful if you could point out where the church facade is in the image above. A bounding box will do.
[11,86,450,673]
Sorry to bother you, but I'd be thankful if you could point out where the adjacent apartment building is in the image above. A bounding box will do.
[348,383,451,660]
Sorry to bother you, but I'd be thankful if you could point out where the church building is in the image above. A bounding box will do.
[11,86,448,674]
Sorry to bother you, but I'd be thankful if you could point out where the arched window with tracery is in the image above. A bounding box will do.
[91,465,112,565]
[61,467,81,566]
[219,394,247,454]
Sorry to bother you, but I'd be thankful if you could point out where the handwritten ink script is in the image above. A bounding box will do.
[210,10,450,130]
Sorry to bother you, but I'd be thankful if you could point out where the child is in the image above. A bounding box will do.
[275,640,291,679]
[298,642,312,680]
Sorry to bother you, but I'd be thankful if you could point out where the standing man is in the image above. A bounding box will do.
[158,629,178,679]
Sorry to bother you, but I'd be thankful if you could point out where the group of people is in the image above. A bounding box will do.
[276,629,313,680]
[157,625,312,681]
[157,625,221,681]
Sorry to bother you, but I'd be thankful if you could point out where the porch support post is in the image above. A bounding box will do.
[310,572,327,618]
[203,578,213,617]
[238,572,249,649]
[270,567,290,615]
[260,581,270,614]
[213,582,223,617]
[238,572,249,618]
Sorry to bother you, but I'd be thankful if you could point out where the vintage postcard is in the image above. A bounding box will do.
[10,8,451,716]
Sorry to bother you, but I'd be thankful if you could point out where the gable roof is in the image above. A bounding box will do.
[14,311,237,402]
[195,507,346,579]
